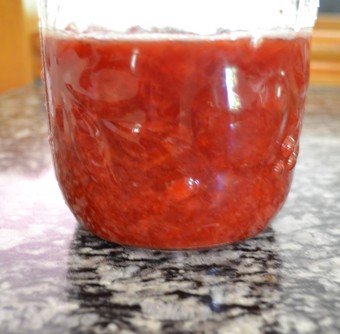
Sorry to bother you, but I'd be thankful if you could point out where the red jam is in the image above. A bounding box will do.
[43,33,310,249]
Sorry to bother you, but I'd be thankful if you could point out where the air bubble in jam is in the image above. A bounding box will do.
[166,177,201,201]
[43,30,311,249]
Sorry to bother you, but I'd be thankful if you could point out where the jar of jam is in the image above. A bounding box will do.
[39,0,318,249]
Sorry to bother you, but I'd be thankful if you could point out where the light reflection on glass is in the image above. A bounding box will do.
[251,35,264,48]
[216,174,225,191]
[187,177,200,189]
[229,123,237,130]
[277,85,282,98]
[130,49,139,72]
[132,124,141,134]
[225,67,241,112]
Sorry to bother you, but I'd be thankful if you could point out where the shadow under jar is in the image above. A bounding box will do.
[40,0,318,249]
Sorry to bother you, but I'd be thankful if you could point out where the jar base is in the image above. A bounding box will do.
[78,220,271,251]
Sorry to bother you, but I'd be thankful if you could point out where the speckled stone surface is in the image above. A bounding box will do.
[0,85,339,334]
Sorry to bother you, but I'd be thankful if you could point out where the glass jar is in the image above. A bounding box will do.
[39,0,318,249]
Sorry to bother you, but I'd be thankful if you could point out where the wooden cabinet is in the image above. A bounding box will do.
[311,15,340,86]
[0,0,38,93]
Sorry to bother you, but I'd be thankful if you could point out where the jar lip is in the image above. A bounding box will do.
[39,0,319,35]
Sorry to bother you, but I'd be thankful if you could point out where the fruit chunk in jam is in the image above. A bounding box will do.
[43,33,310,249]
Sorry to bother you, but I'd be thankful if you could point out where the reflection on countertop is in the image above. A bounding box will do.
[0,85,339,333]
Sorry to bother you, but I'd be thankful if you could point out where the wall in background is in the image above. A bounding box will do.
[320,0,340,13]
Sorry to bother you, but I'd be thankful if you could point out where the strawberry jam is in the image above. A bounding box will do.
[43,32,310,249]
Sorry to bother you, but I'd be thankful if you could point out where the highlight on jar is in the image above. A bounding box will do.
[39,0,319,249]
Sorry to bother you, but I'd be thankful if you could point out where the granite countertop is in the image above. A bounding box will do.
[0,85,339,334]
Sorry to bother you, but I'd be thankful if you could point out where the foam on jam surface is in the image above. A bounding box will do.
[43,33,310,249]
